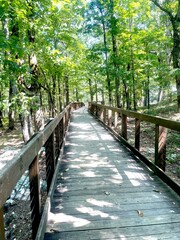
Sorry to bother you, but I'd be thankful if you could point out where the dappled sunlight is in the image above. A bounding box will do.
[108,147,123,153]
[65,142,83,147]
[0,148,21,169]
[70,122,93,130]
[107,178,123,184]
[86,198,114,207]
[48,212,90,227]
[98,134,114,141]
[124,170,152,186]
[76,206,118,220]
[83,155,106,161]
[77,162,115,168]
[79,151,91,156]
[70,133,100,140]
[56,185,69,194]
[80,170,97,177]
[126,163,144,171]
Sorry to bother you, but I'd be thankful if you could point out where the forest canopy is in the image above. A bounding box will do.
[0,0,180,141]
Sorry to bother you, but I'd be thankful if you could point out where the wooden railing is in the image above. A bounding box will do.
[0,102,84,240]
[89,102,180,195]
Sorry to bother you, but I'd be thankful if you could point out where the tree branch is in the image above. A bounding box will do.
[151,0,174,22]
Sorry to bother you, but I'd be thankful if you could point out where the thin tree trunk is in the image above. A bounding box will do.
[52,75,56,117]
[101,89,105,105]
[88,78,93,102]
[64,75,69,106]
[0,110,3,128]
[110,0,121,108]
[19,114,30,143]
[158,87,163,102]
[122,77,130,110]
[98,5,112,105]
[95,78,98,102]
[76,85,79,102]
[144,76,150,109]
[8,79,16,130]
[58,77,62,111]
[131,48,136,111]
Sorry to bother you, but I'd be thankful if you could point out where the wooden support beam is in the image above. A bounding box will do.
[0,208,5,240]
[45,133,55,192]
[135,118,140,150]
[100,107,104,121]
[29,156,41,239]
[121,114,127,140]
[114,111,118,129]
[103,108,106,124]
[155,125,167,171]
[108,109,112,127]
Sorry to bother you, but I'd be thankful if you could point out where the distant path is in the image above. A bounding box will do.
[44,107,180,239]
[0,128,23,170]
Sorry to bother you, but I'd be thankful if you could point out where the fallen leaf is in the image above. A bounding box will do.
[50,229,60,233]
[137,210,144,217]
[153,189,161,193]
[104,191,110,195]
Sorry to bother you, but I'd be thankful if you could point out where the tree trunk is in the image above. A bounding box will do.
[76,86,79,102]
[131,47,136,111]
[98,5,112,105]
[88,78,93,102]
[51,75,56,117]
[101,88,105,105]
[158,87,163,102]
[58,77,63,111]
[173,29,180,111]
[64,75,69,106]
[122,78,130,110]
[95,78,98,102]
[0,110,3,128]
[143,74,150,109]
[19,114,30,143]
[110,0,121,108]
[8,79,16,130]
[151,0,180,111]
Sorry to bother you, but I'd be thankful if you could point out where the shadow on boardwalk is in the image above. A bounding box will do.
[44,107,180,240]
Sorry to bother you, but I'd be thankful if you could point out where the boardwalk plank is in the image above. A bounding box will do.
[45,213,180,232]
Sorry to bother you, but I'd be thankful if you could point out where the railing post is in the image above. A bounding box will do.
[108,109,112,127]
[65,111,68,130]
[121,114,127,140]
[155,125,167,171]
[55,123,60,163]
[0,207,5,240]
[100,106,104,121]
[29,156,41,239]
[114,111,118,129]
[45,133,55,191]
[135,118,140,150]
[103,107,106,123]
[95,105,98,117]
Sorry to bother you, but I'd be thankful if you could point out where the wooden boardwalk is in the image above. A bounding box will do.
[44,107,180,240]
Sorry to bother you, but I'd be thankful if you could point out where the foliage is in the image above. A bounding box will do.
[0,0,179,133]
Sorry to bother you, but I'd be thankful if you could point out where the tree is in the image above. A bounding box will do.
[151,0,180,111]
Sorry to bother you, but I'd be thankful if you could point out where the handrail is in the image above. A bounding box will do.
[92,103,180,131]
[0,102,84,240]
[89,102,180,196]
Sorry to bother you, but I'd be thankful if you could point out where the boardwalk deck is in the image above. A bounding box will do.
[44,107,180,240]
